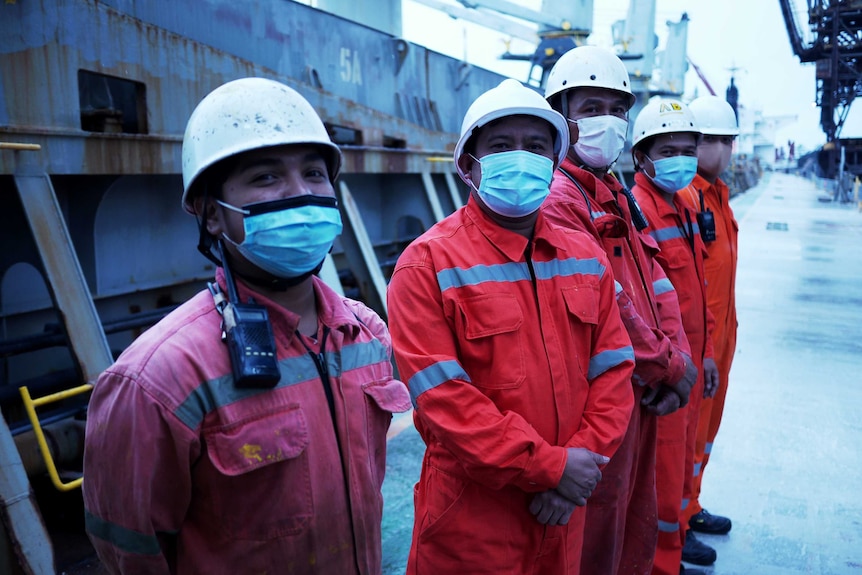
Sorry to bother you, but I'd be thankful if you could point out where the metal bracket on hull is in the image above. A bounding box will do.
[444,171,464,210]
[421,171,446,223]
[318,254,345,296]
[0,413,55,575]
[12,172,113,382]
[337,181,389,319]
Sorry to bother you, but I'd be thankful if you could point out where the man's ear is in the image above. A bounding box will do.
[457,154,475,184]
[632,149,646,171]
[193,194,221,237]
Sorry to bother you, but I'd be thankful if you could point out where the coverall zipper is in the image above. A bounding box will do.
[299,326,362,574]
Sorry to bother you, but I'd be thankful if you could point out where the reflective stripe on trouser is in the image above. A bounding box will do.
[686,327,736,522]
[407,458,585,575]
[650,401,691,575]
[681,377,702,531]
[580,386,657,575]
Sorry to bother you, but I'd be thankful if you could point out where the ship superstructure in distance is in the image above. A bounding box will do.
[1,0,751,571]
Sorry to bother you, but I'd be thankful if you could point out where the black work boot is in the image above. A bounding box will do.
[681,529,717,566]
[689,508,732,534]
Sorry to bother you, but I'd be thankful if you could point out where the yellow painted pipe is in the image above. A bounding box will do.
[18,384,92,492]
[29,383,93,407]
[0,142,41,151]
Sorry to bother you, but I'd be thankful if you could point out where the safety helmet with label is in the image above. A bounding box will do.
[544,45,635,109]
[181,77,342,214]
[454,79,569,183]
[631,98,700,150]
[689,95,739,136]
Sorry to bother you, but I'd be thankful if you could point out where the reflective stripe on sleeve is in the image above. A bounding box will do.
[653,277,675,296]
[84,510,163,556]
[588,345,634,380]
[407,360,471,407]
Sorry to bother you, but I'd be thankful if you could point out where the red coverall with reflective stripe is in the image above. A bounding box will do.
[678,173,738,521]
[83,273,411,575]
[387,197,635,575]
[632,173,715,575]
[543,160,692,575]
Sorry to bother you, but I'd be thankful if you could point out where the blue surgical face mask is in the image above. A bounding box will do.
[471,150,554,218]
[218,195,343,278]
[645,155,698,194]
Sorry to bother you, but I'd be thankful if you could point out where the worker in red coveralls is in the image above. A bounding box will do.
[678,95,740,543]
[82,78,411,574]
[542,45,698,575]
[629,98,720,575]
[387,78,636,575]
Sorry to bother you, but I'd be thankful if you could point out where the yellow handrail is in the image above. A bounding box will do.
[0,142,41,151]
[18,384,93,491]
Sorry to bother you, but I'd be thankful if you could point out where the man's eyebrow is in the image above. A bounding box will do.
[302,151,326,164]
[576,96,628,107]
[236,152,326,173]
[235,157,282,174]
[484,133,514,143]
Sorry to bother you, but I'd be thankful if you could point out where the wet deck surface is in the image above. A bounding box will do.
[380,172,862,574]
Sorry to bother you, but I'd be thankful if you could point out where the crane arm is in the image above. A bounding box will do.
[687,57,716,96]
[778,0,817,61]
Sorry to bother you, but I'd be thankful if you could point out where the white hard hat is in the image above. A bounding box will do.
[631,98,699,149]
[544,45,635,109]
[689,95,739,136]
[454,79,569,183]
[181,77,342,213]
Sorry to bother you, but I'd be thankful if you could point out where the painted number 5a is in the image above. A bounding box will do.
[340,48,363,85]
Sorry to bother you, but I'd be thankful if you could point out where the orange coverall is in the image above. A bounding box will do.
[678,173,738,521]
[543,160,692,575]
[632,172,715,575]
[387,197,635,575]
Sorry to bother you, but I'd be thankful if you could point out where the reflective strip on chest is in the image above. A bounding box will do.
[437,257,605,292]
[173,339,389,430]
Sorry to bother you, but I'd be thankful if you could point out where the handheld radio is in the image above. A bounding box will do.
[696,190,716,243]
[620,186,649,232]
[210,241,281,388]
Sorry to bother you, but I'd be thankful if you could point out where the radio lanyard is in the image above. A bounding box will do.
[297,326,335,422]
[682,209,696,256]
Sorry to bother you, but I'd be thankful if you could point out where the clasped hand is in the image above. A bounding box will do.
[530,447,608,525]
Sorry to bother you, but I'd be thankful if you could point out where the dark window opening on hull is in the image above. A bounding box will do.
[383,135,406,149]
[328,124,362,146]
[78,70,148,134]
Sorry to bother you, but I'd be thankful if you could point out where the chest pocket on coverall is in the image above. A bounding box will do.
[203,403,311,541]
[456,294,525,389]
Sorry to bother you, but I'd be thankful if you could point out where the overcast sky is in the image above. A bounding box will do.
[402,0,852,153]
